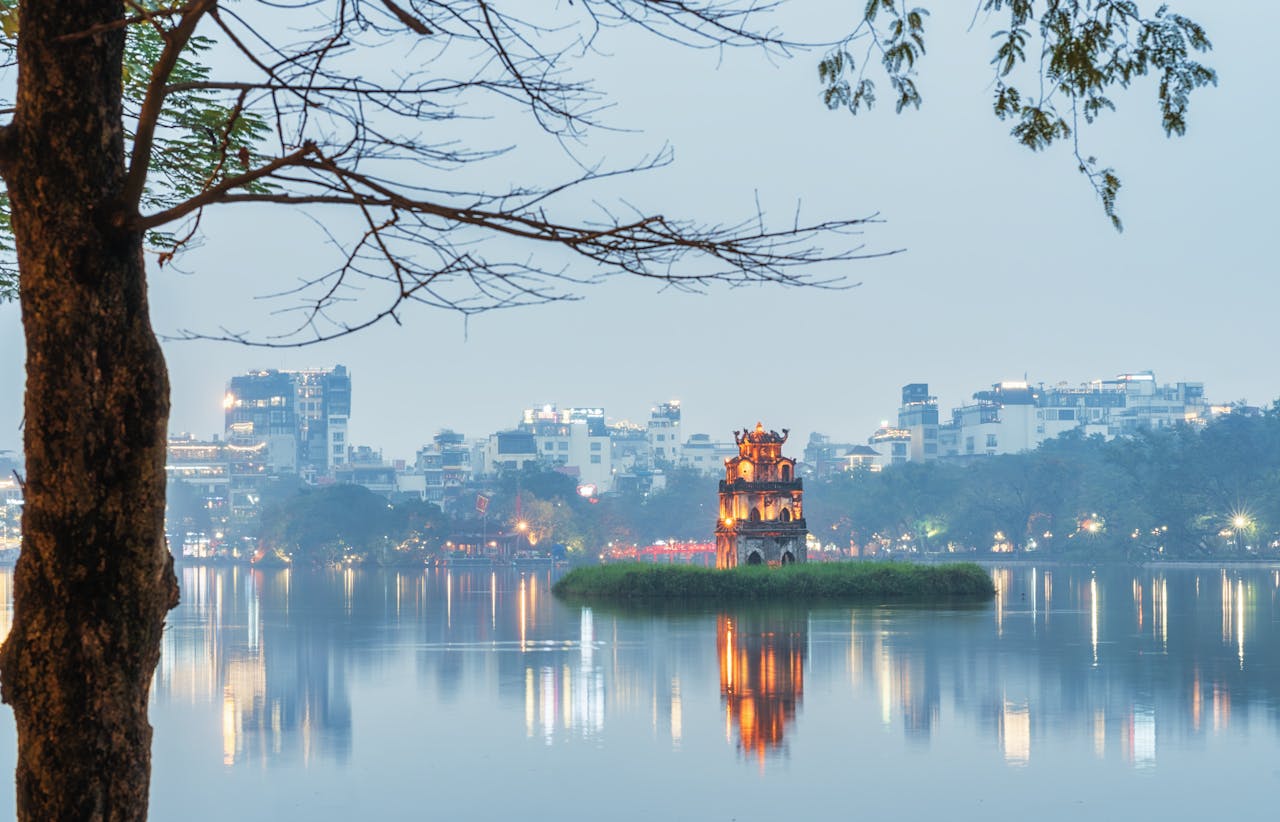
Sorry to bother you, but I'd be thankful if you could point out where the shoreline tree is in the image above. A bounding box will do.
[0,2,1213,820]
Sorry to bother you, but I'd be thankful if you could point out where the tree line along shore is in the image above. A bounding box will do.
[164,406,1280,566]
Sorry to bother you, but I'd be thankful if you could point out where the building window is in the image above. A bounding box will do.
[657,434,665,441]
[590,442,601,451]
[333,445,343,456]
[986,434,998,448]
[590,455,601,464]
[544,442,554,451]
[558,441,568,451]
[333,432,344,442]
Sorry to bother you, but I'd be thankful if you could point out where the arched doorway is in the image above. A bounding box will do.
[746,551,763,565]
[749,507,761,522]
[781,464,791,481]
[779,508,791,522]
[780,551,795,565]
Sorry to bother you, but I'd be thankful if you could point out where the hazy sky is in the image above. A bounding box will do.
[1,2,1276,461]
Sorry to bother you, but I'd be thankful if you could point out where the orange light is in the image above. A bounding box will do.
[723,517,734,527]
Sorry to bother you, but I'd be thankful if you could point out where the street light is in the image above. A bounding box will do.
[1229,510,1253,552]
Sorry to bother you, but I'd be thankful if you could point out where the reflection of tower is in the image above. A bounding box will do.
[716,423,806,569]
[717,612,806,760]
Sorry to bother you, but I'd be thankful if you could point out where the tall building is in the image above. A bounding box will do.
[292,366,351,478]
[415,429,472,506]
[715,423,806,568]
[897,383,939,461]
[223,365,351,482]
[647,401,682,467]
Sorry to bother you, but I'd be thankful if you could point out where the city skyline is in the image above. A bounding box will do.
[0,4,1276,464]
[175,365,1255,464]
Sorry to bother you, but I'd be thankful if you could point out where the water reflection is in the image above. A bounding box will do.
[140,563,1280,774]
[1,559,1269,797]
[716,610,806,761]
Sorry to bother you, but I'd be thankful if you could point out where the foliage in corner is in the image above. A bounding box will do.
[819,0,1217,230]
[0,0,274,296]
[122,25,275,259]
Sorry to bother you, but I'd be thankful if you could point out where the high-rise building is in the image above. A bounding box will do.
[224,365,351,482]
[292,366,351,478]
[897,383,939,461]
[647,401,682,466]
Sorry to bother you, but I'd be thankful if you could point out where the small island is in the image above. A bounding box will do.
[552,561,996,603]
[555,424,995,605]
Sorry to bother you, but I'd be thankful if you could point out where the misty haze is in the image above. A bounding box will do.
[0,2,1277,821]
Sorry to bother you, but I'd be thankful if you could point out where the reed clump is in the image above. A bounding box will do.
[552,561,995,604]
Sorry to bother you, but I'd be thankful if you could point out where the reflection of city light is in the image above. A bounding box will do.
[1090,575,1099,667]
[671,677,683,746]
[1191,670,1202,732]
[525,667,535,738]
[1237,578,1245,670]
[222,692,237,766]
[518,577,527,651]
[1130,706,1156,768]
[1000,701,1030,766]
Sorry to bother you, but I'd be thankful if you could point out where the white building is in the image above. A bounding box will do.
[680,434,738,476]
[646,401,682,467]
[922,372,1213,459]
[513,404,614,491]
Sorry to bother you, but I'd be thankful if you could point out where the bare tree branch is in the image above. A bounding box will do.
[113,1,885,345]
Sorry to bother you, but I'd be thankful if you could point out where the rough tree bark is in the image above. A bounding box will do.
[0,1,179,820]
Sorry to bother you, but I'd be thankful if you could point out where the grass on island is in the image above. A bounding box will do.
[552,561,995,604]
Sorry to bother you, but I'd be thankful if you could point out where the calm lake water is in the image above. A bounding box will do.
[1,562,1279,820]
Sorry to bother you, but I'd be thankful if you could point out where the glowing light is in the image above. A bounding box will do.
[223,392,236,410]
[723,517,734,527]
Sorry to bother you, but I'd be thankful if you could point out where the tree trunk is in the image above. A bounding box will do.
[0,2,179,820]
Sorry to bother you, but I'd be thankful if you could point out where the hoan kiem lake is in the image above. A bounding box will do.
[0,562,1277,820]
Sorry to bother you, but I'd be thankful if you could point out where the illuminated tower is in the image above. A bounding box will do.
[715,423,806,569]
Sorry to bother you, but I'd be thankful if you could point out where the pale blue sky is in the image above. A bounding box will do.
[1,2,1275,460]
